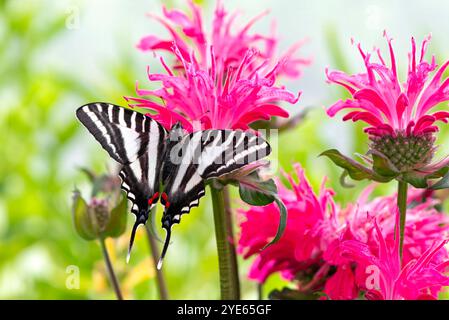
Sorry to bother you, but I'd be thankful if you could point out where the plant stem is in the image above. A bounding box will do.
[222,186,240,279]
[397,180,408,263]
[210,185,240,300]
[99,238,123,300]
[145,224,169,300]
[258,283,263,300]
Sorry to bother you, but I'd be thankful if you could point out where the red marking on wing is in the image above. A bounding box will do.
[161,192,171,208]
[147,192,160,205]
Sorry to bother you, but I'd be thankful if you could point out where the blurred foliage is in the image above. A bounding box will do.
[1,0,448,300]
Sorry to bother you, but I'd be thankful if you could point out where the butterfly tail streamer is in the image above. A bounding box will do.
[127,220,141,264]
[157,227,172,270]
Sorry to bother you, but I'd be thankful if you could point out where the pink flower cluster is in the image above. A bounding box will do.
[126,1,309,131]
[326,33,449,138]
[238,164,449,300]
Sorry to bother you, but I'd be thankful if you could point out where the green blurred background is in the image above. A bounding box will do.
[2,0,449,299]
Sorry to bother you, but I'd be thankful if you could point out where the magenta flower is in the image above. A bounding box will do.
[326,188,449,300]
[137,1,309,79]
[238,164,337,284]
[339,218,449,300]
[326,33,449,175]
[238,164,449,299]
[126,1,308,131]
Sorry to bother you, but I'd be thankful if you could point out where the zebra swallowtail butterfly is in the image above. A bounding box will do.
[76,103,271,268]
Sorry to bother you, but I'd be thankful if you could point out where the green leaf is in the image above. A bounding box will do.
[402,173,429,189]
[239,178,277,206]
[429,167,449,190]
[265,196,288,249]
[320,149,393,183]
[72,190,97,241]
[103,193,128,238]
[371,152,399,178]
[402,167,449,189]
[79,167,96,183]
[339,170,355,188]
[239,179,287,249]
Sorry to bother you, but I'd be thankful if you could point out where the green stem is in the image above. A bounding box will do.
[99,238,123,300]
[222,186,240,281]
[397,180,408,263]
[257,283,263,300]
[145,224,169,300]
[210,185,240,300]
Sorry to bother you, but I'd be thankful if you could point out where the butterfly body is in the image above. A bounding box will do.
[76,102,271,266]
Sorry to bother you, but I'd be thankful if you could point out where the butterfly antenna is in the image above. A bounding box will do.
[127,220,140,264]
[157,227,171,270]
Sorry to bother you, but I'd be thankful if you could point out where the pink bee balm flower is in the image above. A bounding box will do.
[238,164,449,299]
[339,217,449,300]
[238,164,337,285]
[326,33,449,174]
[326,188,449,299]
[126,1,308,131]
[137,1,309,79]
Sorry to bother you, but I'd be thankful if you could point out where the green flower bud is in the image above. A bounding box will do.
[71,190,127,241]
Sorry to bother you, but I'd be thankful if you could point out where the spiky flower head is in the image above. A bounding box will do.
[324,33,449,183]
[238,164,449,299]
[126,0,309,132]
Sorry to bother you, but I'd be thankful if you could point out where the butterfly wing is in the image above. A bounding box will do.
[156,128,271,268]
[76,103,167,258]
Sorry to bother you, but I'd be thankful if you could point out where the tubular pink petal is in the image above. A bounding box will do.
[395,93,409,126]
[351,112,384,127]
[327,34,449,154]
[413,115,436,134]
[353,88,392,122]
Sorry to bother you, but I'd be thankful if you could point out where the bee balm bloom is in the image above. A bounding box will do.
[126,1,308,131]
[238,164,449,299]
[326,33,449,175]
[339,219,449,300]
[238,164,338,284]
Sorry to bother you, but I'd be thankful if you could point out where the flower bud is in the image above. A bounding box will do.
[72,190,127,241]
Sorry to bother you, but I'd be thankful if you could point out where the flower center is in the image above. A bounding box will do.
[91,200,110,232]
[370,132,435,172]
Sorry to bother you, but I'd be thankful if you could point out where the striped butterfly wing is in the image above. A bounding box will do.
[76,103,167,259]
[156,128,271,268]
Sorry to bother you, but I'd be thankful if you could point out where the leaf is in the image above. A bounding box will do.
[339,170,355,188]
[402,167,449,189]
[79,167,96,183]
[72,190,97,241]
[371,152,399,178]
[320,149,393,183]
[429,167,449,190]
[402,173,430,189]
[239,179,287,249]
[239,178,277,206]
[103,193,128,238]
[265,196,288,249]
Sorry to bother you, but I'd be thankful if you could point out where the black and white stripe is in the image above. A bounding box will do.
[77,103,271,266]
[76,103,166,220]
[76,103,153,164]
[160,129,271,227]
